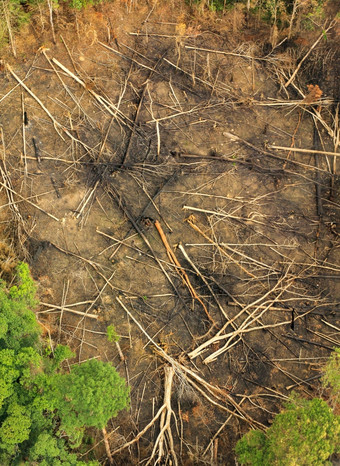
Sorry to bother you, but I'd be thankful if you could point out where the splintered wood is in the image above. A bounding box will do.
[154,219,215,324]
[145,367,178,466]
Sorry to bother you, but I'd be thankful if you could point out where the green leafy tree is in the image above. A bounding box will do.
[236,394,340,465]
[0,262,129,464]
[0,263,40,352]
[26,432,98,466]
[0,403,31,453]
[45,359,130,447]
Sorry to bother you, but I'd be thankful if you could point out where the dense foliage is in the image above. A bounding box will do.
[0,263,129,464]
[235,359,340,465]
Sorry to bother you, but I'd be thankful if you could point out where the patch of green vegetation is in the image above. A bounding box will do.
[0,0,32,47]
[67,0,98,10]
[300,0,326,30]
[235,350,340,465]
[0,262,129,464]
[322,347,340,405]
[107,324,120,343]
[0,0,98,50]
[189,0,236,13]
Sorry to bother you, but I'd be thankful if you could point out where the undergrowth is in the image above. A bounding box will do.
[0,0,335,55]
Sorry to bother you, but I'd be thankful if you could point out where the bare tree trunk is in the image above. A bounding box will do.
[288,0,299,39]
[102,427,113,465]
[1,0,16,57]
[47,0,56,44]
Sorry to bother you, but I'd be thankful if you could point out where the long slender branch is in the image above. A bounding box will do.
[284,22,335,88]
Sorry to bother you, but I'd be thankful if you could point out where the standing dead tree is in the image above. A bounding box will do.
[1,0,16,57]
[46,0,56,44]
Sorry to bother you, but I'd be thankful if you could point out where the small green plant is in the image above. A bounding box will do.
[300,0,325,30]
[107,324,120,343]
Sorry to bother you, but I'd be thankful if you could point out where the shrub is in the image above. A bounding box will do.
[0,262,40,352]
[235,430,267,466]
[107,324,119,343]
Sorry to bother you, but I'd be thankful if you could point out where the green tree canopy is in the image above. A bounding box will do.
[44,359,130,446]
[0,263,129,464]
[236,394,340,465]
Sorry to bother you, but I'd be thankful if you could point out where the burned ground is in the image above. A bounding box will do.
[0,3,339,464]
